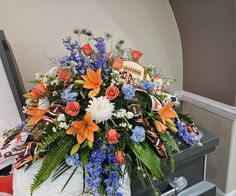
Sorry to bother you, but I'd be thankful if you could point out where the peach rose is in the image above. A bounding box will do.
[106,129,120,144]
[105,85,120,100]
[58,69,70,81]
[115,151,126,165]
[112,58,123,70]
[31,82,47,98]
[131,50,143,60]
[82,43,93,56]
[65,102,81,117]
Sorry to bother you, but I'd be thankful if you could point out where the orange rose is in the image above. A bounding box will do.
[82,43,93,55]
[58,69,70,81]
[105,85,120,100]
[31,82,47,98]
[65,102,81,117]
[112,58,123,70]
[131,50,143,60]
[106,129,120,144]
[115,151,126,165]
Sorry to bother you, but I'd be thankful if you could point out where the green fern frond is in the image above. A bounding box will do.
[30,135,75,195]
[159,132,179,173]
[33,129,65,162]
[159,132,180,153]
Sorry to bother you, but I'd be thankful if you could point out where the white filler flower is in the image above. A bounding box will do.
[86,96,114,123]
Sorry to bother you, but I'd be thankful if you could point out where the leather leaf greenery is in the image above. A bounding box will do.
[30,135,75,195]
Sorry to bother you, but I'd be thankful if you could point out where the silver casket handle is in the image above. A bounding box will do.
[161,176,188,196]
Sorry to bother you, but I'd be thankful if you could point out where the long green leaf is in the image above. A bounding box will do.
[128,141,164,181]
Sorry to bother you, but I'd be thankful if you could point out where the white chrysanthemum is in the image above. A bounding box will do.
[86,96,114,123]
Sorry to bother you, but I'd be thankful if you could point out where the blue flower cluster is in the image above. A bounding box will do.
[61,36,110,78]
[85,144,122,196]
[176,120,199,145]
[122,84,135,100]
[65,153,80,167]
[130,126,146,143]
[60,85,78,103]
[94,37,110,78]
[140,80,154,92]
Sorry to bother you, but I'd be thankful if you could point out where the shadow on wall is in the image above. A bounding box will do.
[0,0,182,92]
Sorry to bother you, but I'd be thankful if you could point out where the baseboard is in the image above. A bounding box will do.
[217,187,236,196]
[182,91,236,120]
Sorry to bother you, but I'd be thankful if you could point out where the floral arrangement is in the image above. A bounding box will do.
[0,29,200,196]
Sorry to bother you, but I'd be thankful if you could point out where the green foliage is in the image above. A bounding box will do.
[128,141,164,181]
[159,132,180,173]
[80,149,90,167]
[159,132,180,153]
[30,135,75,195]
[177,112,193,124]
[33,129,66,162]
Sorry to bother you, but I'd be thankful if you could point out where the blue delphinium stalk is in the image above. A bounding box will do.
[85,144,122,196]
[130,126,145,143]
[60,85,78,103]
[85,149,106,195]
[94,37,110,78]
[122,84,135,100]
[65,153,80,167]
[139,80,154,92]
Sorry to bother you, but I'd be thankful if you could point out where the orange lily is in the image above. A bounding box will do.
[158,102,178,124]
[154,120,166,133]
[26,107,49,125]
[24,82,47,99]
[81,68,103,97]
[66,112,99,144]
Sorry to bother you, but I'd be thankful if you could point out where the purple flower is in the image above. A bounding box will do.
[122,84,135,100]
[130,126,145,143]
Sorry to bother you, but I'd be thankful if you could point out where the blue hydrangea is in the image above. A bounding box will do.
[122,84,135,100]
[140,80,154,92]
[65,153,80,167]
[130,126,146,143]
[60,85,78,103]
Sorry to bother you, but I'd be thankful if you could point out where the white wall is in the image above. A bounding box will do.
[0,0,182,91]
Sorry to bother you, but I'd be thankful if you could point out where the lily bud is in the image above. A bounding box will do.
[70,143,80,156]
[75,80,85,85]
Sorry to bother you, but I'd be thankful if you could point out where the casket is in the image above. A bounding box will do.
[131,127,219,196]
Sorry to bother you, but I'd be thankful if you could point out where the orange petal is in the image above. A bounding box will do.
[73,121,85,129]
[66,126,77,135]
[87,131,94,143]
[87,68,98,82]
[28,116,43,125]
[155,120,166,133]
[27,108,47,116]
[76,129,87,144]
[83,113,91,122]
[88,88,100,97]
[87,122,99,132]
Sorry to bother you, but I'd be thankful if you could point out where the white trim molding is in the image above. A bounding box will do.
[182,91,236,120]
[217,187,236,196]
